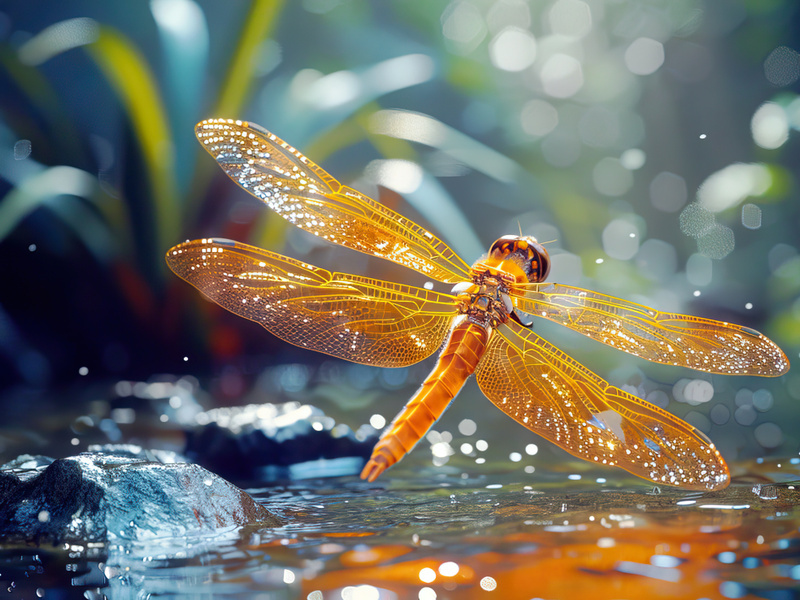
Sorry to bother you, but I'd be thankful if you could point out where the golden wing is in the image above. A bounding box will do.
[195,119,472,284]
[474,319,730,491]
[510,283,789,377]
[166,238,458,367]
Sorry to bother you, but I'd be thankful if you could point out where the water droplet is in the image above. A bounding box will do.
[14,139,31,160]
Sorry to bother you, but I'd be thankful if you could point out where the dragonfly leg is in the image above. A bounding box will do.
[510,310,533,328]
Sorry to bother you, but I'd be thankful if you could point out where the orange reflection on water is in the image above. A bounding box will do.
[295,481,799,600]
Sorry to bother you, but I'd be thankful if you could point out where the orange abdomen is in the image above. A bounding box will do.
[360,317,490,481]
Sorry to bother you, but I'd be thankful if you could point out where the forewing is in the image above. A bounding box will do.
[511,283,789,376]
[475,320,729,491]
[195,119,472,284]
[166,238,457,367]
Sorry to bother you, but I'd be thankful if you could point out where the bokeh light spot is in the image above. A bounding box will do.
[419,567,436,583]
[650,171,687,213]
[679,203,715,238]
[751,102,788,149]
[441,0,486,53]
[593,157,633,196]
[697,224,735,259]
[620,148,645,170]
[486,0,530,34]
[734,405,757,426]
[521,99,559,137]
[752,389,774,412]
[341,585,380,600]
[686,253,712,286]
[431,441,454,458]
[763,45,800,86]
[735,389,753,407]
[419,587,437,600]
[683,379,714,404]
[741,203,762,229]
[624,38,664,75]
[458,418,477,435]
[480,576,497,591]
[540,53,583,98]
[754,423,782,448]
[439,561,460,577]
[636,239,677,281]
[14,139,32,160]
[687,409,711,433]
[548,0,592,38]
[710,404,730,425]
[646,390,669,409]
[768,243,797,273]
[489,27,537,72]
[602,218,640,260]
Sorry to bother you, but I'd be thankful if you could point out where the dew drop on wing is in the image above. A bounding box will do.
[643,438,661,454]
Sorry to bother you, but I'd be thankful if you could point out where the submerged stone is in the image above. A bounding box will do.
[0,446,280,546]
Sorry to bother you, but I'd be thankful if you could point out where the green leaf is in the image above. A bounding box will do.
[85,26,179,256]
[0,166,116,261]
[215,0,285,117]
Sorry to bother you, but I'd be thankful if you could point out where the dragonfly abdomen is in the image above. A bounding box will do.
[360,317,490,482]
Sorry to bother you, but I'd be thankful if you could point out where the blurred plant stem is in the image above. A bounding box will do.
[186,0,286,233]
[86,26,179,261]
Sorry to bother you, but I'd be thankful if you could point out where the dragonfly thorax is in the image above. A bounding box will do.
[486,234,550,284]
[453,273,515,329]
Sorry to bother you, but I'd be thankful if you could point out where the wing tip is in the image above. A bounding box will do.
[194,118,261,146]
[195,116,249,130]
[165,237,239,268]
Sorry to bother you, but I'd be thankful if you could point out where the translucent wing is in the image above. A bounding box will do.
[475,320,730,491]
[510,283,789,376]
[166,238,458,367]
[195,118,472,284]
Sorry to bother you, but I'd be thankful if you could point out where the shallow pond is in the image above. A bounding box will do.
[2,453,798,600]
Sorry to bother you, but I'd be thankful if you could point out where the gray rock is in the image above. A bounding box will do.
[0,446,280,546]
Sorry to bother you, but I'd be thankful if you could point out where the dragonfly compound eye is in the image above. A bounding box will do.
[527,241,550,282]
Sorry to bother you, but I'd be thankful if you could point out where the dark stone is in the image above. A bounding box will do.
[183,402,379,481]
[0,446,280,546]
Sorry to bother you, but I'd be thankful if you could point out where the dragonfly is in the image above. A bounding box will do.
[167,118,789,491]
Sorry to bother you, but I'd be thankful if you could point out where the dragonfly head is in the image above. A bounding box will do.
[488,235,551,283]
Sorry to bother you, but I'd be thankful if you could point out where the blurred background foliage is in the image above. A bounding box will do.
[0,0,798,463]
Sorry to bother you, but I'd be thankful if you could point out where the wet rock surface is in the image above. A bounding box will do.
[185,402,379,481]
[0,446,280,546]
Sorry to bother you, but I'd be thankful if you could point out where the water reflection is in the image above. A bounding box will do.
[3,456,798,599]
